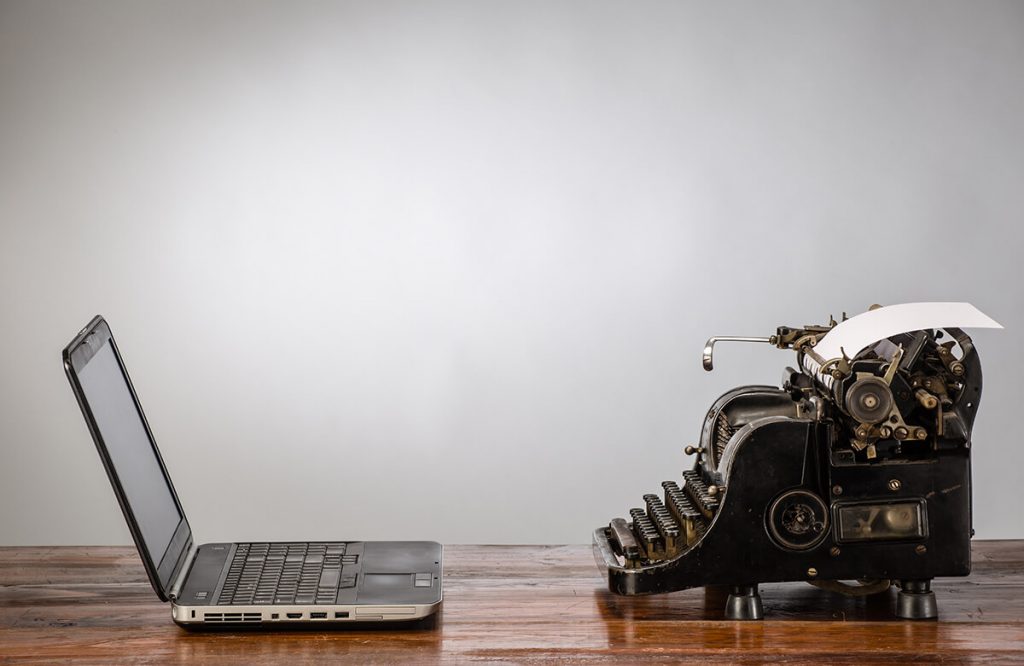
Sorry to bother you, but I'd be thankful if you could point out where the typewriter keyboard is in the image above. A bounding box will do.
[609,470,720,566]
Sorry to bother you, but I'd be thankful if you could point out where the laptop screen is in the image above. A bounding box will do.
[76,339,183,567]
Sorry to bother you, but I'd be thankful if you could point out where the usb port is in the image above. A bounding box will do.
[334,611,349,619]
[286,613,303,619]
[310,612,327,619]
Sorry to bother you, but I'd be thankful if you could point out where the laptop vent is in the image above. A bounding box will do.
[203,612,261,623]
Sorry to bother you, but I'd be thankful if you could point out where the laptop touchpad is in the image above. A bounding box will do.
[361,573,413,592]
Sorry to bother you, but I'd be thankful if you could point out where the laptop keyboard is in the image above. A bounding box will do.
[217,542,358,606]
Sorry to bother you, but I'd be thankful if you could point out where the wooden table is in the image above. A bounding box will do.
[1,541,1022,663]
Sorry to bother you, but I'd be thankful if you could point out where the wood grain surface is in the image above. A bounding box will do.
[1,541,1022,663]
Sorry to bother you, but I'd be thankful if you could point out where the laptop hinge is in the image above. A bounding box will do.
[167,543,197,601]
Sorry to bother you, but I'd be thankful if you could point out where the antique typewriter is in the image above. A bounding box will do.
[594,304,998,620]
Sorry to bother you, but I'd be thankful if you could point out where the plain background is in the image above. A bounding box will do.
[1,1,1022,546]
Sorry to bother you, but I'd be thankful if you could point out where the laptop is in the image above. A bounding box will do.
[63,315,443,627]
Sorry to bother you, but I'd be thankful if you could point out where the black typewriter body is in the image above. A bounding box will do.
[594,317,982,620]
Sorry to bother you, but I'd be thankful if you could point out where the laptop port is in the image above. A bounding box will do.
[334,611,349,618]
[286,613,303,619]
[310,612,327,619]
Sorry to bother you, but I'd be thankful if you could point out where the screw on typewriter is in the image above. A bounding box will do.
[593,305,990,620]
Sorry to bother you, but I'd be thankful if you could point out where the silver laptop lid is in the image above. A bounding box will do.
[63,315,192,601]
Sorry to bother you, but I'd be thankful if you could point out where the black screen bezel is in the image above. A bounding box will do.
[63,315,192,601]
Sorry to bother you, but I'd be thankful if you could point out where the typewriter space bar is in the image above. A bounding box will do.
[609,518,641,560]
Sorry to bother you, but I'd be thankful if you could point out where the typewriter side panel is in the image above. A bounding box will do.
[827,451,972,579]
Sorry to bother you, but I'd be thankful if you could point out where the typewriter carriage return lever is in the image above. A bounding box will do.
[701,336,774,371]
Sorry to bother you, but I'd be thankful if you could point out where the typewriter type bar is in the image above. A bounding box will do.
[607,518,641,565]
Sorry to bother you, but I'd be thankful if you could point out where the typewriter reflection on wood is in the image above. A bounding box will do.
[594,304,999,620]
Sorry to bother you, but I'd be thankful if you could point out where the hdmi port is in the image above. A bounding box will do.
[286,613,303,619]
[310,612,327,619]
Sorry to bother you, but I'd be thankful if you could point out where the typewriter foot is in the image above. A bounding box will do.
[896,580,938,620]
[724,584,763,621]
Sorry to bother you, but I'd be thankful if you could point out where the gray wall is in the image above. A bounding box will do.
[1,1,1022,546]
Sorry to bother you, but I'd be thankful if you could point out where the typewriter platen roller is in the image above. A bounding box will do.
[594,304,998,620]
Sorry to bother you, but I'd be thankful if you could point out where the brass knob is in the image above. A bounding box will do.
[684,445,704,456]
